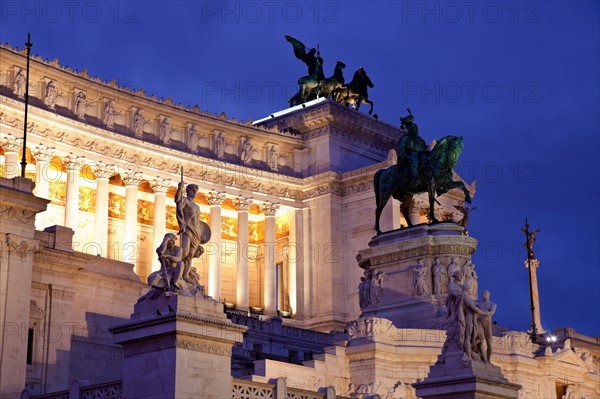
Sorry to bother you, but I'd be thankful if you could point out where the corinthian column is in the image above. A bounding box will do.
[207,191,225,300]
[122,171,142,272]
[234,196,252,309]
[64,153,84,235]
[92,162,114,257]
[32,144,55,229]
[261,202,279,316]
[151,177,170,272]
[1,135,22,178]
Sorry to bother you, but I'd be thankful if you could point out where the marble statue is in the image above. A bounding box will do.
[414,259,429,296]
[74,92,86,119]
[358,276,369,309]
[137,233,183,302]
[240,137,252,164]
[369,271,385,306]
[477,290,497,362]
[103,100,116,127]
[132,109,143,136]
[268,145,278,170]
[374,128,472,234]
[44,80,58,108]
[447,257,460,278]
[358,270,386,309]
[159,117,170,143]
[444,271,491,362]
[432,257,448,294]
[13,69,25,97]
[463,260,478,298]
[215,131,225,158]
[188,124,199,151]
[175,172,211,287]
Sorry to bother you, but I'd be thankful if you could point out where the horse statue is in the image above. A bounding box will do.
[289,56,325,107]
[333,67,374,115]
[373,135,472,235]
[319,60,346,100]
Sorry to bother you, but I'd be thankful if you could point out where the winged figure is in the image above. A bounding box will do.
[285,35,319,75]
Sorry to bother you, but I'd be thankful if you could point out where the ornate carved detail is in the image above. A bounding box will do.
[158,115,171,144]
[342,180,373,196]
[0,134,22,153]
[0,204,37,224]
[206,191,226,206]
[5,235,39,261]
[175,338,232,357]
[44,80,59,108]
[150,177,170,193]
[92,162,115,180]
[261,202,279,216]
[30,300,46,321]
[122,171,142,187]
[368,244,476,267]
[234,196,253,211]
[32,144,55,162]
[12,67,26,97]
[64,153,84,171]
[74,90,87,119]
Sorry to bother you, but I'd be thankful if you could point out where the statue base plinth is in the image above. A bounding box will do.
[111,295,247,399]
[413,350,521,399]
[358,223,478,328]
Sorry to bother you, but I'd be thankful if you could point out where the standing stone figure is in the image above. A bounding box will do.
[240,137,252,164]
[445,271,490,362]
[13,69,26,97]
[132,109,143,136]
[44,80,58,108]
[463,261,478,298]
[159,117,170,143]
[74,92,86,119]
[447,257,460,277]
[268,145,278,170]
[103,100,116,127]
[369,271,386,306]
[358,276,369,309]
[188,124,199,151]
[215,132,225,158]
[414,259,429,295]
[432,257,448,294]
[175,176,210,286]
[476,290,497,362]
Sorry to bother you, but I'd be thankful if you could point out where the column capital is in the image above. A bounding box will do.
[92,161,115,179]
[151,177,171,193]
[32,144,55,163]
[524,259,539,269]
[206,190,226,205]
[122,171,143,187]
[0,134,22,153]
[261,202,279,216]
[234,196,253,211]
[64,153,84,171]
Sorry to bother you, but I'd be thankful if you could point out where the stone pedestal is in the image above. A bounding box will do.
[357,223,478,328]
[0,177,48,398]
[413,350,521,399]
[110,295,247,399]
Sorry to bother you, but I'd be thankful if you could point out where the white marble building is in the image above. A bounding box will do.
[0,43,598,399]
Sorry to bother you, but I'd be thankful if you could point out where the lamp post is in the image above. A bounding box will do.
[20,33,33,178]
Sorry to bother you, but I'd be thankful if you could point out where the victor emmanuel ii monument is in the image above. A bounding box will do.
[0,35,598,399]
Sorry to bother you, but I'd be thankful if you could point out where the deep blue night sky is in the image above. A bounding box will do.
[1,1,598,336]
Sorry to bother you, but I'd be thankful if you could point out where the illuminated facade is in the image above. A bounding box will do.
[0,44,598,399]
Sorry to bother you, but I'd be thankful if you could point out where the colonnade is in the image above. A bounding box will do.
[1,135,297,315]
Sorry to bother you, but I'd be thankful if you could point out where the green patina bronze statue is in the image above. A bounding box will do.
[374,110,472,234]
[285,35,374,114]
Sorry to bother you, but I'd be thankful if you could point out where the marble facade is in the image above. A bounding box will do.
[0,43,598,399]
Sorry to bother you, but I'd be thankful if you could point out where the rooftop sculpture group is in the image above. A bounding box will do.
[138,169,211,302]
[285,35,375,115]
[373,109,472,234]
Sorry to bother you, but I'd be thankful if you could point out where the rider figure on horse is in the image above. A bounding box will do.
[397,109,428,183]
